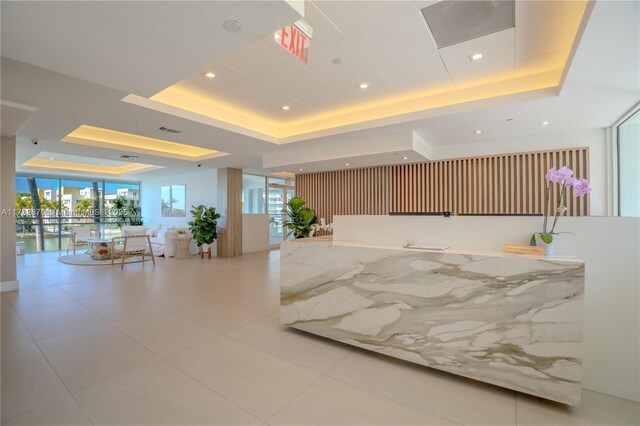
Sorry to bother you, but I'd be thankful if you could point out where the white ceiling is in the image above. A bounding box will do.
[0,0,303,97]
[1,101,35,137]
[152,0,587,124]
[33,152,136,168]
[0,0,638,179]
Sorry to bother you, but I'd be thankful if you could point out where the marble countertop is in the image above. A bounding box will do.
[281,234,586,405]
[284,236,583,263]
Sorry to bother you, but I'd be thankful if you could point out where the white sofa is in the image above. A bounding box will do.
[147,225,199,257]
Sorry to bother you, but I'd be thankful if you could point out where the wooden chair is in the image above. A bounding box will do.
[66,227,95,254]
[111,234,155,269]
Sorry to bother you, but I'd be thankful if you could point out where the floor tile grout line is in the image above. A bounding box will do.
[215,328,335,375]
[161,356,266,424]
[324,374,466,426]
[32,320,163,396]
[264,371,326,425]
[6,309,96,425]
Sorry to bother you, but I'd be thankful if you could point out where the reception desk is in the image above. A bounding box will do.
[281,237,585,405]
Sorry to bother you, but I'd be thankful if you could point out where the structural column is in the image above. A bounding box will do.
[1,136,19,291]
[216,168,242,258]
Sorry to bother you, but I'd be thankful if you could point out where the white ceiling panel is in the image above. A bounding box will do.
[174,62,255,98]
[330,68,396,100]
[220,40,291,77]
[439,28,515,87]
[304,2,345,50]
[516,7,586,60]
[516,49,570,78]
[515,0,586,26]
[378,52,454,92]
[222,78,312,121]
[349,12,437,66]
[305,38,376,81]
[313,0,417,36]
[290,82,351,110]
[251,59,326,96]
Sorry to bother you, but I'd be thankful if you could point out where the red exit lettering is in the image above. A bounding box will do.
[276,24,309,64]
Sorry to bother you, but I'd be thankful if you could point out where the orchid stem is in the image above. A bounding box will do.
[550,181,567,234]
[543,185,550,233]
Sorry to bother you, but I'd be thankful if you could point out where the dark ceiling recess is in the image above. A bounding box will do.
[155,125,183,135]
[421,0,515,48]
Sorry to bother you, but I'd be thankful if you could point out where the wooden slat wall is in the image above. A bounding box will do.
[296,147,590,223]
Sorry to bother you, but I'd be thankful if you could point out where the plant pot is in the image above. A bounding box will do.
[534,233,557,256]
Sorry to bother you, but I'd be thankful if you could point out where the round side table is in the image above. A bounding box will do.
[173,235,192,259]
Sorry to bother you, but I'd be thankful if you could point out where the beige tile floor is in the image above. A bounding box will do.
[1,250,638,425]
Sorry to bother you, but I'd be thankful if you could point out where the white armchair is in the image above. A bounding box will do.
[66,227,96,255]
[111,226,155,269]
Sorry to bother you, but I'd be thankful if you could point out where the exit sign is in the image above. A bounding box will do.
[275,21,312,64]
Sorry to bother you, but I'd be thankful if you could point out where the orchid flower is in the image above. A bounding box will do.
[541,166,592,239]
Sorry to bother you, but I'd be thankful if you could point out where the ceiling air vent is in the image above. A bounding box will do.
[155,125,183,135]
[421,0,514,48]
[120,155,139,160]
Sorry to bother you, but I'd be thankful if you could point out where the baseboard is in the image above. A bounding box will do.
[1,280,19,292]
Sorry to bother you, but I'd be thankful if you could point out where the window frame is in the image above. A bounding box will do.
[612,102,640,217]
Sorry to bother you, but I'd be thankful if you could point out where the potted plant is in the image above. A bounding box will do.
[532,166,592,255]
[188,205,221,258]
[284,197,318,239]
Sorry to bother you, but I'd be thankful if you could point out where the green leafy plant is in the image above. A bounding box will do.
[284,197,318,239]
[188,205,221,247]
[111,195,142,228]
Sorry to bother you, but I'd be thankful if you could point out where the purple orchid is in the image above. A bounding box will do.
[553,166,574,184]
[573,178,592,197]
[545,167,556,182]
[540,166,592,242]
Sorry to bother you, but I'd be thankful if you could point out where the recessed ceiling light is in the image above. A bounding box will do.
[223,20,243,32]
[100,163,105,166]
[332,58,342,64]
[204,72,216,79]
[540,121,550,126]
[299,168,303,172]
[48,157,54,160]
[345,163,350,166]
[358,82,369,89]
[469,52,484,62]
[402,156,409,160]
[281,105,290,111]
[474,130,482,134]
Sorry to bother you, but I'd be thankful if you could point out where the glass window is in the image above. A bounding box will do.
[104,181,140,238]
[15,176,61,253]
[618,109,640,216]
[242,174,267,214]
[15,175,140,253]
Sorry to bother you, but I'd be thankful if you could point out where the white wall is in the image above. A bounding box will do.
[431,128,609,215]
[1,136,19,292]
[141,169,217,228]
[333,215,640,402]
[242,214,270,254]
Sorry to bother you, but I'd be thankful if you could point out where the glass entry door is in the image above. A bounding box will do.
[268,177,295,245]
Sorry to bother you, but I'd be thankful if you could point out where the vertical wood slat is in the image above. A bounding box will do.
[295,147,590,222]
